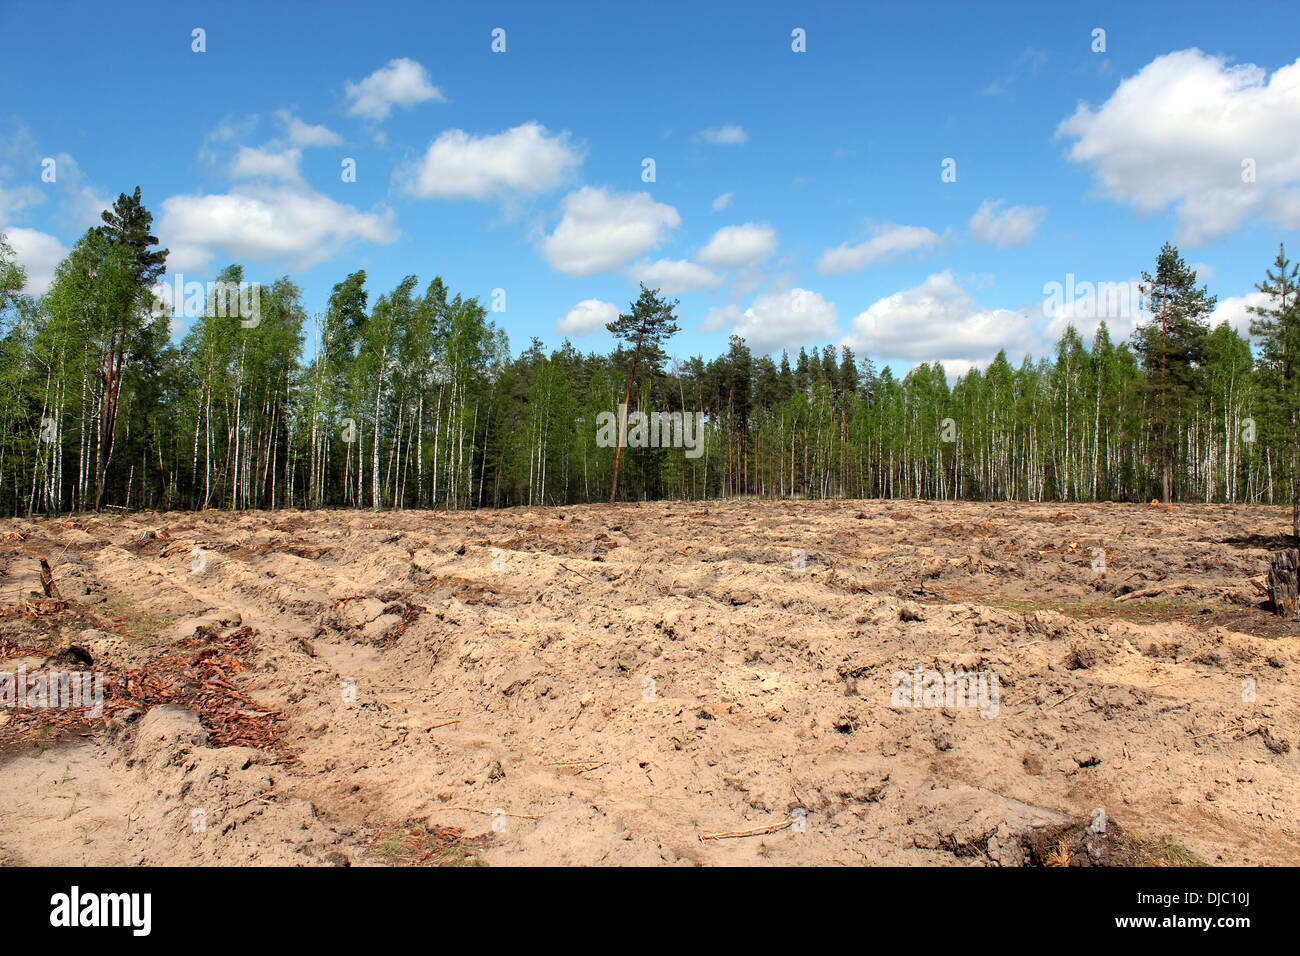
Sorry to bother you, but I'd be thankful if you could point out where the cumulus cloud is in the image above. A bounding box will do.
[198,113,341,198]
[1057,49,1300,243]
[403,122,584,200]
[158,184,397,272]
[696,124,748,145]
[59,166,111,231]
[700,303,742,333]
[538,187,680,276]
[930,359,987,380]
[730,265,780,302]
[1041,275,1147,345]
[968,199,1045,247]
[1210,291,1271,339]
[711,191,734,212]
[697,223,777,269]
[2,226,67,295]
[0,134,103,293]
[0,125,107,235]
[229,146,302,183]
[817,223,944,275]
[275,110,341,148]
[1273,189,1300,230]
[16,153,108,232]
[556,298,618,336]
[345,58,445,121]
[843,271,1031,364]
[198,114,262,169]
[707,288,838,353]
[628,257,723,294]
[0,183,44,221]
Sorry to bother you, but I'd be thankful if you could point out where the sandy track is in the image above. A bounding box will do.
[1,500,1297,866]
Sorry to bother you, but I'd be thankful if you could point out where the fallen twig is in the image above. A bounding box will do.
[698,820,792,841]
[1190,720,1248,740]
[1115,586,1166,603]
[558,563,594,583]
[449,806,540,820]
[1045,688,1084,711]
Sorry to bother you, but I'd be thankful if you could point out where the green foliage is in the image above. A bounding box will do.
[1132,242,1217,500]
[1248,243,1300,536]
[0,227,1295,514]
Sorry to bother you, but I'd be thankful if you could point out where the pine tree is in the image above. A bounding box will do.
[1249,243,1300,541]
[1133,242,1216,501]
[606,285,679,503]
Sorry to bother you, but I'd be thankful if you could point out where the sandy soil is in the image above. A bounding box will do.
[0,500,1296,866]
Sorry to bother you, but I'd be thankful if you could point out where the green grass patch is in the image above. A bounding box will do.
[102,598,172,643]
[364,821,487,867]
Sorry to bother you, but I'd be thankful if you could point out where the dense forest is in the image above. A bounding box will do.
[1,188,1298,520]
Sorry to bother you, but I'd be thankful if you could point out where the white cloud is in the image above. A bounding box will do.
[698,223,777,269]
[198,114,261,167]
[730,265,778,302]
[711,191,734,212]
[628,257,723,294]
[968,199,1045,247]
[817,223,944,275]
[700,303,741,333]
[1057,49,1300,244]
[28,153,108,231]
[2,226,67,295]
[709,288,838,353]
[538,187,680,276]
[931,359,986,381]
[982,47,1048,97]
[275,110,341,148]
[1274,188,1300,230]
[556,298,618,336]
[1211,291,1271,339]
[696,124,748,145]
[0,183,44,221]
[1041,275,1147,345]
[843,271,1031,363]
[403,122,584,200]
[345,58,445,121]
[229,146,302,183]
[158,184,397,272]
[0,132,104,244]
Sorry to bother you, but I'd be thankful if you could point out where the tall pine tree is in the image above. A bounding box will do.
[606,285,679,502]
[1133,242,1216,501]
[1249,243,1300,540]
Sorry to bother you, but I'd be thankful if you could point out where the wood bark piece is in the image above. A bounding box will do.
[1267,549,1300,619]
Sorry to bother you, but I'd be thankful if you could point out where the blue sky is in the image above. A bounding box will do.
[1,0,1297,375]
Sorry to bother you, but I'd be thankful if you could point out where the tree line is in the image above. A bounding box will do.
[1,188,1297,530]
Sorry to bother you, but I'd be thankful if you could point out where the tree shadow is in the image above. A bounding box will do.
[1212,534,1300,550]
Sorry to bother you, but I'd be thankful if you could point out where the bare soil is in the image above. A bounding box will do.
[1,500,1296,866]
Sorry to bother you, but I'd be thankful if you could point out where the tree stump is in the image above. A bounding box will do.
[37,556,60,600]
[1267,549,1300,619]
